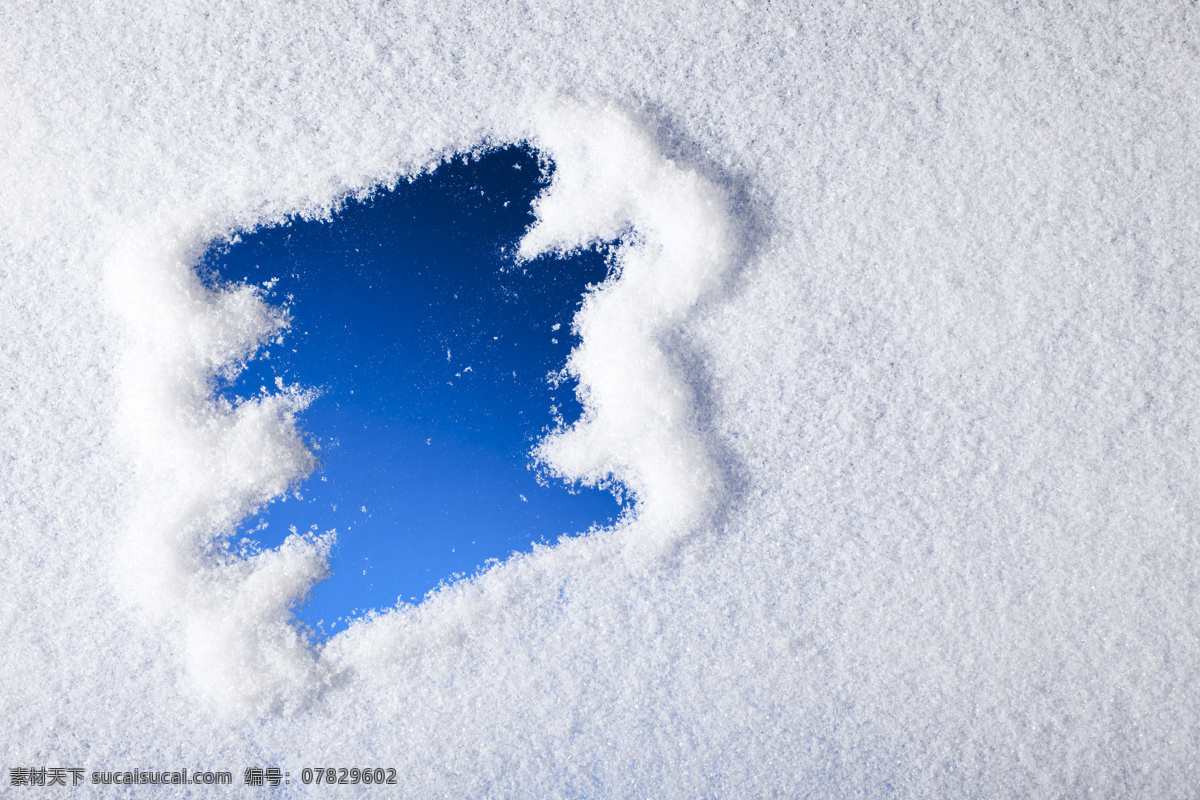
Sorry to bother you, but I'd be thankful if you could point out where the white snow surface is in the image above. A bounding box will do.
[4,1,1200,796]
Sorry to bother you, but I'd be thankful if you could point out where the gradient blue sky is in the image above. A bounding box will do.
[205,146,626,636]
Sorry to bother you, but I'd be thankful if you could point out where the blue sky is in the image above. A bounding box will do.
[206,145,626,635]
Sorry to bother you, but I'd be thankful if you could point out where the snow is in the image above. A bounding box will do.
[3,1,1200,795]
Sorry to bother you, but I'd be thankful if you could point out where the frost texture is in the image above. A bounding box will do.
[5,1,1200,796]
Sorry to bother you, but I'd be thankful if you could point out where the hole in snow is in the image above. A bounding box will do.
[200,145,628,637]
